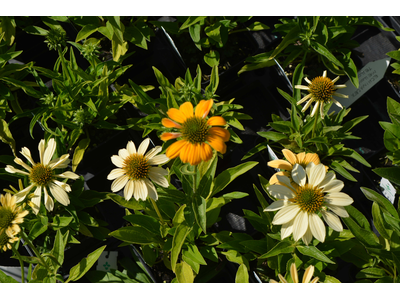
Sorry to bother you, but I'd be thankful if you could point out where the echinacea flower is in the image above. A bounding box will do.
[0,228,19,252]
[295,70,348,119]
[0,193,28,238]
[268,149,325,184]
[107,138,170,201]
[5,138,79,214]
[160,99,230,166]
[270,263,319,283]
[264,162,353,245]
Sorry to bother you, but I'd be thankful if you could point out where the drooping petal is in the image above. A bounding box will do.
[280,218,294,240]
[267,159,293,171]
[162,118,182,129]
[148,167,169,188]
[15,184,35,203]
[49,182,70,206]
[160,132,182,141]
[296,93,312,105]
[324,192,354,206]
[208,127,230,142]
[167,108,186,124]
[333,92,348,99]
[272,204,300,225]
[320,101,325,119]
[31,186,42,215]
[43,187,54,212]
[20,147,36,166]
[302,98,314,112]
[292,210,309,241]
[325,204,349,218]
[188,143,202,166]
[126,141,137,155]
[107,168,126,180]
[5,165,30,176]
[207,116,226,126]
[195,99,213,119]
[14,157,32,172]
[321,179,344,193]
[123,179,134,200]
[295,84,310,91]
[43,138,56,165]
[206,135,226,154]
[179,142,192,164]
[310,101,320,117]
[264,200,289,212]
[166,140,188,159]
[332,98,344,109]
[200,142,213,162]
[321,210,343,232]
[144,178,158,200]
[145,146,162,160]
[308,163,326,187]
[309,213,326,242]
[134,180,148,201]
[302,226,313,246]
[55,171,80,180]
[267,184,296,200]
[292,164,306,186]
[179,101,194,119]
[138,138,150,155]
[148,154,169,165]
[111,175,129,192]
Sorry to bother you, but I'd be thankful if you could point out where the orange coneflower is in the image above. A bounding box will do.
[160,99,230,166]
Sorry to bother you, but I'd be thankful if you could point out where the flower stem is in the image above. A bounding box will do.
[11,243,25,283]
[311,112,318,139]
[150,197,165,235]
[20,231,52,274]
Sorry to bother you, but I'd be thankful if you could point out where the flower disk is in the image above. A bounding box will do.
[123,154,150,181]
[29,163,54,186]
[308,76,335,103]
[181,116,209,144]
[295,184,324,214]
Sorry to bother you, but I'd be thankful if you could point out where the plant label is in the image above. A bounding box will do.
[380,177,396,204]
[329,57,391,114]
[96,251,118,272]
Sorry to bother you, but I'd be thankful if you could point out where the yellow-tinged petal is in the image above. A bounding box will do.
[267,159,293,171]
[160,132,181,141]
[162,118,182,128]
[188,143,202,166]
[179,101,194,119]
[208,127,230,142]
[269,171,290,185]
[206,135,226,154]
[179,142,192,164]
[304,153,320,165]
[282,149,297,165]
[207,116,226,126]
[166,140,188,159]
[200,143,213,162]
[167,108,186,124]
[195,99,213,118]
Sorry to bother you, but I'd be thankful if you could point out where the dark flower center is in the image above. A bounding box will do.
[123,154,150,181]
[29,163,53,186]
[181,116,209,144]
[295,184,324,213]
[309,76,334,103]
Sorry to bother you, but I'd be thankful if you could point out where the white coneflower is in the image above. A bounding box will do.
[270,263,319,283]
[107,138,170,201]
[295,70,348,119]
[5,138,79,214]
[264,162,353,245]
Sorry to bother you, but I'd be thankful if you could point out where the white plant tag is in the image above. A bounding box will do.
[267,145,279,161]
[380,177,396,204]
[96,251,118,272]
[329,57,391,114]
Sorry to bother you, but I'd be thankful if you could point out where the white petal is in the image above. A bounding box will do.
[111,155,124,168]
[111,175,129,192]
[309,213,326,242]
[118,148,130,160]
[318,171,336,189]
[332,98,344,109]
[107,168,126,180]
[324,192,354,206]
[311,101,319,117]
[295,84,310,91]
[15,184,35,202]
[43,187,54,212]
[321,210,343,232]
[55,171,80,180]
[126,141,137,155]
[43,138,56,165]
[281,218,294,240]
[49,182,70,206]
[31,186,42,215]
[292,164,306,186]
[49,154,70,169]
[20,147,36,166]
[273,204,300,225]
[148,167,169,188]
[148,154,170,166]
[321,179,344,193]
[145,146,162,160]
[38,140,45,163]
[302,99,314,112]
[53,180,72,192]
[305,77,312,84]
[123,180,134,201]
[297,93,312,105]
[5,165,30,176]
[333,92,348,99]
[264,200,289,212]
[302,226,313,245]
[267,184,296,200]
[305,162,314,180]
[326,204,349,218]
[308,163,326,187]
[320,102,325,119]
[134,180,148,201]
[14,157,32,172]
[274,175,297,194]
[138,138,150,155]
[144,178,158,200]
[293,210,309,241]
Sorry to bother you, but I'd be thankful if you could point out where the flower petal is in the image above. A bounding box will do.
[144,178,158,200]
[290,263,299,283]
[206,135,226,154]
[162,118,182,129]
[272,204,300,225]
[264,200,289,212]
[111,175,129,192]
[267,160,293,171]
[50,182,71,204]
[302,226,313,246]
[311,101,320,117]
[308,163,326,187]
[31,186,42,215]
[134,180,148,201]
[208,127,230,142]
[321,179,344,193]
[14,157,32,172]
[167,108,186,124]
[166,140,188,159]
[5,165,30,176]
[127,141,137,155]
[324,192,354,206]
[38,140,45,164]
[20,147,36,166]
[43,187,54,212]
[43,138,56,165]
[107,168,126,180]
[207,116,226,126]
[195,99,213,118]
[282,149,297,165]
[111,155,125,168]
[267,184,296,200]
[281,218,294,240]
[118,148,130,160]
[148,154,169,166]
[200,142,213,162]
[321,210,343,232]
[160,132,182,141]
[302,265,315,283]
[145,146,162,160]
[309,213,326,242]
[49,154,70,169]
[292,210,309,241]
[297,93,312,105]
[55,171,80,180]
[123,179,134,200]
[292,164,306,186]
[148,167,169,188]
[138,138,150,155]
[325,204,349,218]
[179,101,194,119]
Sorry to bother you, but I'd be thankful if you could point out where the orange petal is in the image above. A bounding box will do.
[270,171,289,185]
[282,149,297,165]
[166,140,188,159]
[167,108,186,124]
[188,143,202,166]
[267,159,293,171]
[200,142,213,162]
[208,127,230,142]
[207,116,226,126]
[206,135,227,154]
[304,153,320,165]
[162,118,182,129]
[179,102,194,119]
[160,132,182,141]
[179,142,193,164]
[296,152,306,164]
[195,99,213,118]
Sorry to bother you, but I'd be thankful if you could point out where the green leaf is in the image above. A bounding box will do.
[192,195,207,234]
[360,187,398,218]
[371,202,391,240]
[28,221,48,241]
[330,161,357,182]
[179,17,207,30]
[373,167,400,187]
[171,223,191,272]
[175,261,194,283]
[235,264,249,283]
[311,41,344,70]
[356,267,387,279]
[72,138,90,172]
[211,161,258,197]
[296,245,335,264]
[75,24,99,42]
[0,119,16,155]
[182,244,207,265]
[106,193,145,210]
[66,245,106,282]
[204,50,220,68]
[257,131,287,142]
[259,240,295,259]
[0,269,19,283]
[109,226,160,245]
[342,215,380,248]
[123,214,160,236]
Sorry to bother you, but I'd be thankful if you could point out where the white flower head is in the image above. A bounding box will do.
[5,138,79,215]
[107,138,170,201]
[265,162,353,245]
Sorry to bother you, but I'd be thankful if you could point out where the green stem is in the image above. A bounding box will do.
[20,231,52,273]
[150,197,165,235]
[11,243,25,283]
[192,165,198,196]
[311,112,318,139]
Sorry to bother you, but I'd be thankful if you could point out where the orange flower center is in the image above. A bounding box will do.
[309,76,334,103]
[294,184,324,213]
[123,154,150,181]
[181,116,209,144]
[29,163,53,186]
